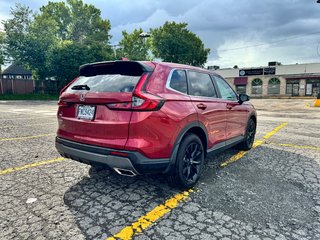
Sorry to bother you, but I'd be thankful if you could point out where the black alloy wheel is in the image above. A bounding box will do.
[182,142,202,183]
[169,133,205,189]
[238,118,256,150]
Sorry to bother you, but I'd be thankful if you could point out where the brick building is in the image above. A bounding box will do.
[211,62,320,97]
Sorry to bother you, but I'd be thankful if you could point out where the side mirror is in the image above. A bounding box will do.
[238,93,250,104]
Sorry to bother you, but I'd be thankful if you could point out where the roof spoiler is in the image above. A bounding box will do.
[79,61,154,77]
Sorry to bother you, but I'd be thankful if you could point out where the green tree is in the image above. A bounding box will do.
[117,28,150,60]
[150,21,210,66]
[0,32,5,71]
[2,4,32,63]
[3,0,113,85]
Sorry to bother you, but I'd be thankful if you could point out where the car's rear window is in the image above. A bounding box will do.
[66,75,140,93]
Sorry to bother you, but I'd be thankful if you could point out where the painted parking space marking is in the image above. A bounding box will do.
[0,133,55,142]
[107,122,288,240]
[34,110,55,113]
[220,122,288,167]
[0,122,56,129]
[0,157,65,175]
[11,109,32,112]
[268,142,320,151]
[43,112,57,116]
[262,122,288,140]
[0,116,53,121]
[107,190,193,240]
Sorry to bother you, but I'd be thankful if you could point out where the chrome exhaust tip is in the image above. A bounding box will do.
[114,168,137,177]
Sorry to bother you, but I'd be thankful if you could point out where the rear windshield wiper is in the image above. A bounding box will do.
[71,84,90,90]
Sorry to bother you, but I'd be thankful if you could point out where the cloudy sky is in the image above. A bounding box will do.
[1,0,320,68]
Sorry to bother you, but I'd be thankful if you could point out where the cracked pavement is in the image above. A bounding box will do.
[0,99,319,240]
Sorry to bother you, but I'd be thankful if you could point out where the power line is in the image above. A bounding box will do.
[218,31,320,52]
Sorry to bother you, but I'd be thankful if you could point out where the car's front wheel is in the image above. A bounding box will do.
[169,133,205,189]
[237,118,256,150]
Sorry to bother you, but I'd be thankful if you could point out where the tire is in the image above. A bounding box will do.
[237,118,256,150]
[168,133,205,189]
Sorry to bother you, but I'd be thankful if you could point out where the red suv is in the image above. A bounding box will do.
[56,61,256,188]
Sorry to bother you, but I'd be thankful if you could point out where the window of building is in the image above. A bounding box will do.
[236,85,246,94]
[306,79,320,96]
[214,76,238,101]
[268,78,280,94]
[16,75,22,79]
[3,75,7,79]
[251,78,262,94]
[169,70,188,94]
[188,71,217,98]
[286,79,300,96]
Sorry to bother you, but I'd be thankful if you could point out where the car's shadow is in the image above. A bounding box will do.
[62,147,234,240]
[63,145,320,240]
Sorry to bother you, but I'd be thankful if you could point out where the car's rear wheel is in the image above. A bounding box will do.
[169,134,205,189]
[237,118,256,150]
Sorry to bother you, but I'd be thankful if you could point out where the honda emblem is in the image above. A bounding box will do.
[80,93,86,102]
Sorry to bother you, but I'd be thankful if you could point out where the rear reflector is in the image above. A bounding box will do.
[110,151,129,157]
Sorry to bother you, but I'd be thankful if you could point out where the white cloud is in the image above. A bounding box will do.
[1,0,320,67]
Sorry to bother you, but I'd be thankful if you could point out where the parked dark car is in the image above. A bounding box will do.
[55,61,257,188]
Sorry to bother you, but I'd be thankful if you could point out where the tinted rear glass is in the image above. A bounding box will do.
[188,71,217,98]
[169,70,188,94]
[66,75,140,93]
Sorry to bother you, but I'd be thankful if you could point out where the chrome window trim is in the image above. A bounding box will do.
[165,68,221,100]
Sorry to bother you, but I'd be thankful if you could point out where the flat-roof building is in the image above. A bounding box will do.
[212,62,320,97]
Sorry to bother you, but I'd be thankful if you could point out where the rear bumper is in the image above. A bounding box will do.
[55,137,170,175]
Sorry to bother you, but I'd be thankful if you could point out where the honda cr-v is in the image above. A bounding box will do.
[55,61,257,188]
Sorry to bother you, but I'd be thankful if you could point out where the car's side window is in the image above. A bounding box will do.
[214,76,238,101]
[169,70,188,94]
[188,71,217,98]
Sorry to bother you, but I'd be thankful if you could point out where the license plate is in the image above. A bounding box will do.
[77,105,96,120]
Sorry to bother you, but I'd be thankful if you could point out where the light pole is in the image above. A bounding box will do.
[139,32,151,60]
[139,32,150,39]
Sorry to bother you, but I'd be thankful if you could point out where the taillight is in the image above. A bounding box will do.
[57,99,69,107]
[106,72,165,111]
[131,92,165,111]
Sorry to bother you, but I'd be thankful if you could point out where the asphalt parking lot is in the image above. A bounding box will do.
[0,99,320,240]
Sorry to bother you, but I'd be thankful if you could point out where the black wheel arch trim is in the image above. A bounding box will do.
[248,112,257,127]
[163,121,208,174]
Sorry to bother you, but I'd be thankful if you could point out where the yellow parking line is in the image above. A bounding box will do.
[262,122,288,140]
[107,123,288,240]
[304,102,311,108]
[269,142,320,151]
[0,116,53,121]
[0,133,55,141]
[220,122,288,167]
[0,157,65,175]
[107,190,193,240]
[0,122,56,129]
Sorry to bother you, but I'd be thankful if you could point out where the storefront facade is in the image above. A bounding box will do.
[213,62,320,97]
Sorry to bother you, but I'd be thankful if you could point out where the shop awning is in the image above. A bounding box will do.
[234,77,248,85]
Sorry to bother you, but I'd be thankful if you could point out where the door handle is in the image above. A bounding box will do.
[197,103,207,110]
[226,104,233,110]
[226,103,236,109]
